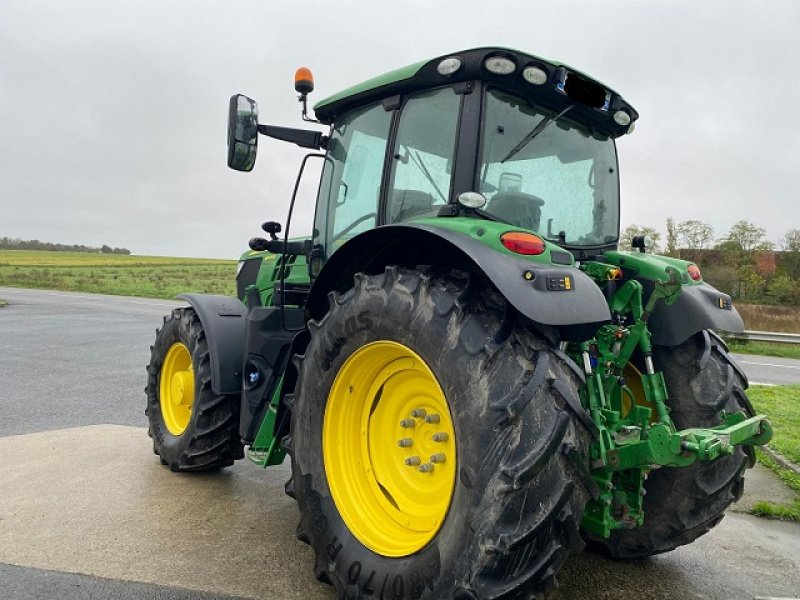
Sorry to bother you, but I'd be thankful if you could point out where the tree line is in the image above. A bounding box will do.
[0,237,131,255]
[620,220,800,306]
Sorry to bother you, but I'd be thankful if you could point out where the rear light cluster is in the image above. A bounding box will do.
[500,232,546,256]
[687,264,702,281]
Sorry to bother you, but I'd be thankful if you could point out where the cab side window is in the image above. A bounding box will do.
[313,103,392,252]
[387,88,460,223]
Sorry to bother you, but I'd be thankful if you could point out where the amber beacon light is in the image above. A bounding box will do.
[295,67,314,95]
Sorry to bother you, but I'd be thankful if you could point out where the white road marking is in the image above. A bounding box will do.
[739,360,800,370]
[750,382,777,387]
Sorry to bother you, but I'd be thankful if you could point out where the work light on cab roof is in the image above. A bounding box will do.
[310,48,640,138]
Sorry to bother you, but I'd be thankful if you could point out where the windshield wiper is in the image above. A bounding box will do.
[407,149,446,203]
[500,104,574,163]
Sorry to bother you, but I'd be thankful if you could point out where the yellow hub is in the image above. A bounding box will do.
[323,341,457,557]
[620,362,656,420]
[159,342,195,436]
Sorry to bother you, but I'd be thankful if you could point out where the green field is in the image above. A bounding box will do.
[0,249,236,299]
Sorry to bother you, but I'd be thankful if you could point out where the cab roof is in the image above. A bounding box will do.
[313,47,638,139]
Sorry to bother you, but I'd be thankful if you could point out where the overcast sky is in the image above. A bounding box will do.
[2,1,798,258]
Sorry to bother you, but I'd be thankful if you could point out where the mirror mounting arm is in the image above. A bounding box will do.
[257,124,326,150]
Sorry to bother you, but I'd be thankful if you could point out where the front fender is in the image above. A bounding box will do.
[177,294,246,395]
[308,224,610,340]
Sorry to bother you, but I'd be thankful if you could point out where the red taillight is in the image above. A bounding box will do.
[500,232,546,255]
[687,264,702,281]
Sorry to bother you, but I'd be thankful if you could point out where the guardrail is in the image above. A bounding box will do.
[728,330,800,344]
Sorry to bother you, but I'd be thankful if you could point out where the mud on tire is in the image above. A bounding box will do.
[146,307,244,472]
[287,267,596,599]
[588,330,756,558]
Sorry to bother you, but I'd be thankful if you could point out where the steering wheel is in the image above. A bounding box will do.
[332,213,378,243]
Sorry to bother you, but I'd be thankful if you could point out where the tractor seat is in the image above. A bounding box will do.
[486,191,545,232]
[390,190,434,223]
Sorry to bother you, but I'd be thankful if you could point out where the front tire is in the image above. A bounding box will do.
[146,307,244,471]
[588,330,756,558]
[289,267,595,599]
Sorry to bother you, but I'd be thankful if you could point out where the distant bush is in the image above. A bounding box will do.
[0,237,131,255]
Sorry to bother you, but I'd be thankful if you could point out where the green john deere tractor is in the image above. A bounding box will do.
[146,48,772,599]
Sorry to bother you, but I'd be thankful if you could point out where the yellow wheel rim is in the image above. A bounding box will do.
[323,341,457,557]
[620,362,656,420]
[159,342,195,436]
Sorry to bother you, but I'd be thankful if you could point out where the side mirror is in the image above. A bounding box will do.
[227,94,259,171]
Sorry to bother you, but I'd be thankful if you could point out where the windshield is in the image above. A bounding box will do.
[478,88,620,247]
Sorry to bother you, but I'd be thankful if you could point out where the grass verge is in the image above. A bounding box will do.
[727,339,800,360]
[0,249,236,299]
[748,384,800,465]
[0,298,7,308]
[747,384,800,521]
[751,450,800,521]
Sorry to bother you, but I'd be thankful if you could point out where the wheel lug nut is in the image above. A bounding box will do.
[432,432,449,443]
[418,463,435,473]
[430,453,446,464]
[400,419,415,428]
[424,414,440,424]
[405,456,421,466]
[397,438,413,448]
[410,408,427,418]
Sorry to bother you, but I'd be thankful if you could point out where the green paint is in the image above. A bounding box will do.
[603,250,702,286]
[571,267,772,537]
[239,244,310,307]
[314,60,427,111]
[412,216,574,266]
[246,377,287,467]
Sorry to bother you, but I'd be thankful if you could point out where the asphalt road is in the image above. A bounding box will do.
[1,286,799,600]
[732,353,800,386]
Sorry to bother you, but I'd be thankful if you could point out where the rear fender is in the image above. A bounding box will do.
[646,282,744,346]
[177,294,246,395]
[307,224,611,341]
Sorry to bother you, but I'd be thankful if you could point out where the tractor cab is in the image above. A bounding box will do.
[229,48,638,305]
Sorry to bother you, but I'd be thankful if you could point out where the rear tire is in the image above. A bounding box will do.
[288,267,595,599]
[588,330,755,558]
[146,307,244,472]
